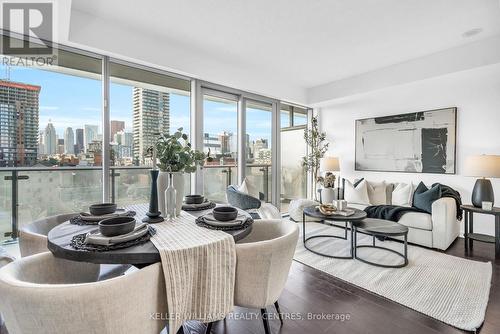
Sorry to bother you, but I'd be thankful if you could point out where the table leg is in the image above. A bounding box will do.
[469,212,474,250]
[372,235,375,246]
[404,233,408,261]
[496,216,500,259]
[464,211,469,252]
[302,213,306,244]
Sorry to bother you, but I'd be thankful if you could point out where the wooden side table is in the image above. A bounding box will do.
[461,204,500,258]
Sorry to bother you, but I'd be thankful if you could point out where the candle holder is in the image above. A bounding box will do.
[142,169,164,223]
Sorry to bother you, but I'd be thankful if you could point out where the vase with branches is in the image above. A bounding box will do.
[302,116,329,200]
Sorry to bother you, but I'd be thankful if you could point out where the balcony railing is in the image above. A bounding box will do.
[0,164,273,244]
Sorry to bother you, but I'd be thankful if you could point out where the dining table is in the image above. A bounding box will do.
[47,203,253,266]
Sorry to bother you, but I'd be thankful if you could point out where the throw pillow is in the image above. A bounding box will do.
[392,182,413,207]
[344,179,370,205]
[366,181,387,205]
[412,182,442,213]
[237,177,259,199]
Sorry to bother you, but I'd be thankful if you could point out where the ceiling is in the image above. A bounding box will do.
[71,0,500,99]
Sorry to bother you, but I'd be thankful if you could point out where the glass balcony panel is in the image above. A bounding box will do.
[0,171,12,242]
[203,166,236,203]
[245,165,271,202]
[281,128,307,212]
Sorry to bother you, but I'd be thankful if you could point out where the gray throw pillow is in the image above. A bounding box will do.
[412,182,441,213]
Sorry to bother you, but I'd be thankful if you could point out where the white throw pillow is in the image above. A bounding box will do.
[344,179,371,205]
[237,177,260,199]
[392,182,414,207]
[366,181,387,205]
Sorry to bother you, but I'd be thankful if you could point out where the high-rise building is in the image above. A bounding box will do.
[132,88,170,163]
[38,131,45,156]
[57,138,65,155]
[64,127,75,154]
[0,80,41,167]
[84,124,98,153]
[44,121,57,155]
[110,120,125,141]
[75,128,84,153]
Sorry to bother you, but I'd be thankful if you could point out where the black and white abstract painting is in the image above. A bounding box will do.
[355,108,456,174]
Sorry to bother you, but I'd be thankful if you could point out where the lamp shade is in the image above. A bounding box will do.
[464,155,500,178]
[320,157,340,172]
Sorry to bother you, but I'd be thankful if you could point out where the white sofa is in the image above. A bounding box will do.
[290,180,460,251]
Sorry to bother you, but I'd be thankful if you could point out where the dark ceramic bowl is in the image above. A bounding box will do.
[185,195,205,204]
[98,216,136,237]
[89,203,117,216]
[213,206,238,221]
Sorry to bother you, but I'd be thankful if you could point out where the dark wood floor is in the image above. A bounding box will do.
[183,237,499,334]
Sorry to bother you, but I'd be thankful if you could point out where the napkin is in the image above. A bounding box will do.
[78,211,133,222]
[202,213,247,224]
[84,223,148,246]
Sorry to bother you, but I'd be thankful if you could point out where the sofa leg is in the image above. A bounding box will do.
[261,308,271,334]
[274,301,283,325]
[205,322,212,334]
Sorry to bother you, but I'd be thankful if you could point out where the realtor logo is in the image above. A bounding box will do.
[1,1,53,56]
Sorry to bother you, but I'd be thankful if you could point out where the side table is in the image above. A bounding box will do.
[461,204,500,259]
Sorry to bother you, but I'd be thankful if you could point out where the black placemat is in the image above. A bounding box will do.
[182,201,216,211]
[69,211,136,225]
[70,226,156,252]
[195,215,253,231]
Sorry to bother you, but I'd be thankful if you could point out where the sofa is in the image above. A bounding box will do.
[290,179,460,251]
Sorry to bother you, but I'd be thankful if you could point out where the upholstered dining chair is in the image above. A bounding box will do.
[226,186,281,220]
[0,247,14,333]
[19,213,130,280]
[206,219,299,334]
[0,252,167,334]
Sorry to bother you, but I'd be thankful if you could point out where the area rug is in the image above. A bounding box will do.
[293,222,492,331]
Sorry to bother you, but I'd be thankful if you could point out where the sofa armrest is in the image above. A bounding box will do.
[431,197,460,250]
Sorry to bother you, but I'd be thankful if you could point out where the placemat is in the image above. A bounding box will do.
[70,226,156,251]
[195,214,253,231]
[69,211,136,225]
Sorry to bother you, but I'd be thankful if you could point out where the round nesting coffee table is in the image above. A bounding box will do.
[302,206,367,259]
[353,218,409,268]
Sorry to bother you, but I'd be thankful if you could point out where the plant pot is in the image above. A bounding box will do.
[157,171,184,216]
[321,187,335,204]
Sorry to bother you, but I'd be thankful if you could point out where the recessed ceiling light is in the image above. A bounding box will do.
[462,28,483,38]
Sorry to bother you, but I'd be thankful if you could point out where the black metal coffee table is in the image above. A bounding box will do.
[353,218,409,268]
[302,206,367,259]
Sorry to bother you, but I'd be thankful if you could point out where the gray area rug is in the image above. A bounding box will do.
[294,222,492,331]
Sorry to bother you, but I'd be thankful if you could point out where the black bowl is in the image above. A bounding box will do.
[213,206,238,221]
[89,203,117,216]
[185,195,205,204]
[98,216,136,237]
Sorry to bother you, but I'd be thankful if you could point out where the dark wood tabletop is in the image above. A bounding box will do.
[47,204,253,265]
[461,204,500,215]
[353,218,408,236]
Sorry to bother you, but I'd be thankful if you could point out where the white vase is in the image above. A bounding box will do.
[157,171,184,216]
[322,187,335,204]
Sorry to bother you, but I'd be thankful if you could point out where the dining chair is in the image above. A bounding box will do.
[0,247,14,333]
[19,213,131,280]
[207,219,298,334]
[0,252,167,334]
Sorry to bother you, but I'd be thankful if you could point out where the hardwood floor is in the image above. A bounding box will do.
[183,237,499,334]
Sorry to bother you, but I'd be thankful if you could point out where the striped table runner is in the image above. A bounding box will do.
[148,211,236,333]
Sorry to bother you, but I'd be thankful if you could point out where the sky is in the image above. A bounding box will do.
[0,64,274,143]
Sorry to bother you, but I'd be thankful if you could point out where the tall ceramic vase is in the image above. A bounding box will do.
[321,187,335,204]
[157,171,184,216]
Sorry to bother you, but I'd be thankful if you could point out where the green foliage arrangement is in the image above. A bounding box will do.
[154,128,206,173]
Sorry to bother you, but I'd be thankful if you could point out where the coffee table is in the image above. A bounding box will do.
[302,206,367,259]
[353,218,409,268]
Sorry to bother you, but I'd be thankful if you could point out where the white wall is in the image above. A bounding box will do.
[318,63,500,237]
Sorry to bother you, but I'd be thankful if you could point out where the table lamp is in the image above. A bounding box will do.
[320,157,340,203]
[464,155,500,208]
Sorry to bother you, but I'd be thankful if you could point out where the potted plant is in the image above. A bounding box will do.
[317,172,336,204]
[302,116,329,200]
[153,128,206,216]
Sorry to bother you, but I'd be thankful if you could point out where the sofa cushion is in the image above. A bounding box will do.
[366,181,387,205]
[392,182,414,207]
[398,212,433,231]
[344,179,370,205]
[413,182,442,213]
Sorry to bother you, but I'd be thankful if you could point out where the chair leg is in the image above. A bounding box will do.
[261,308,271,334]
[205,322,213,334]
[274,301,283,325]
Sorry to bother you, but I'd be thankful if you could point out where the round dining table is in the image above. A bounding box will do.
[47,203,253,266]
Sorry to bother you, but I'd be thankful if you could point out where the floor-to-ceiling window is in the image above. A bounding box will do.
[202,91,238,202]
[0,38,102,242]
[108,62,191,207]
[280,104,309,212]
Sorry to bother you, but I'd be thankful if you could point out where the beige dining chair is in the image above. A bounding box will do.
[0,247,15,333]
[0,252,167,334]
[19,213,130,280]
[206,219,299,334]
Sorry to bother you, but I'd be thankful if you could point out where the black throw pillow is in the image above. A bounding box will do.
[412,182,442,213]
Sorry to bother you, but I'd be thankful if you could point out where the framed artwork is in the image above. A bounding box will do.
[355,107,457,174]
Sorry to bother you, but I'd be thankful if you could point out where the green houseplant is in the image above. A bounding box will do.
[302,116,329,200]
[153,128,206,216]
